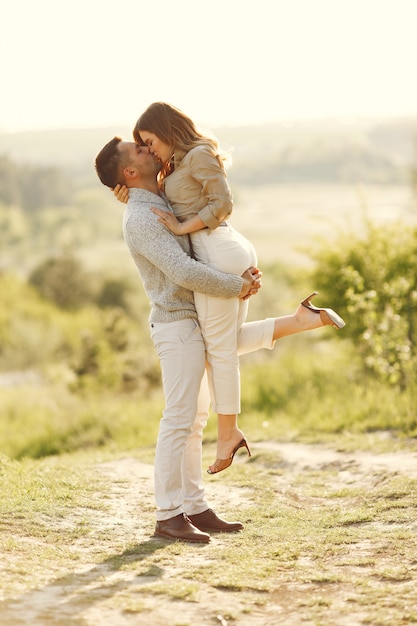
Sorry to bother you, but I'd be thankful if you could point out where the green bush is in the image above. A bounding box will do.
[0,273,162,459]
[96,277,133,311]
[0,273,159,393]
[29,254,95,310]
[309,220,417,388]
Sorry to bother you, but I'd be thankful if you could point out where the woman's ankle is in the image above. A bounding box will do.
[217,427,244,444]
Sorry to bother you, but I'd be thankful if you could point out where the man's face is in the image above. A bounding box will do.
[118,141,161,178]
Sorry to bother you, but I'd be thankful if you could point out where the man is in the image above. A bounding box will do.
[95,137,263,543]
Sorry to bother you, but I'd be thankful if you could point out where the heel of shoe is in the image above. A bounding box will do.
[207,438,251,475]
[301,291,345,329]
[242,439,252,458]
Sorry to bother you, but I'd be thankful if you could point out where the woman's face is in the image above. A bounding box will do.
[139,131,173,164]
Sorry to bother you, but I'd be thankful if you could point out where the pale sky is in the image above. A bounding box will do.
[1,0,416,134]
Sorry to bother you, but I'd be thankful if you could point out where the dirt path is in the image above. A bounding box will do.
[1,441,417,626]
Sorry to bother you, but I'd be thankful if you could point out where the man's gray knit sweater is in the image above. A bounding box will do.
[123,189,243,323]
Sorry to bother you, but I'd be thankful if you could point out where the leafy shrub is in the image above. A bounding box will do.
[309,220,417,387]
[0,273,159,394]
[0,273,70,370]
[29,254,95,310]
[96,277,133,311]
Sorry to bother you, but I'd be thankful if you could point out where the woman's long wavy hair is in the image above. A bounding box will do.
[133,102,230,180]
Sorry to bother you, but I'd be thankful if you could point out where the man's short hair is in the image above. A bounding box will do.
[95,136,125,188]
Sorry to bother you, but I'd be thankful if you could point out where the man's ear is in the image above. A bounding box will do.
[123,166,137,181]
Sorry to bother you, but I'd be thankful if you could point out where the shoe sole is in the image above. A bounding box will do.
[194,526,242,533]
[153,531,210,543]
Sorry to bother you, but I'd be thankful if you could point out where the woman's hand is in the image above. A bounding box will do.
[150,207,184,235]
[113,184,129,204]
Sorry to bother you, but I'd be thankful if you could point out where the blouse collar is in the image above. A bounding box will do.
[171,148,187,169]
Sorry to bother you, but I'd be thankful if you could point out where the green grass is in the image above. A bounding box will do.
[2,180,417,621]
[1,444,417,624]
[2,332,417,462]
[0,383,163,460]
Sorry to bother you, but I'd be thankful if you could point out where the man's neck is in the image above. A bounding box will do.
[128,181,159,195]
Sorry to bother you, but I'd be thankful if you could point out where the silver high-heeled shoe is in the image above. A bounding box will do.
[301,292,345,329]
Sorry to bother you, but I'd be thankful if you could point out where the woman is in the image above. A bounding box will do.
[115,102,345,474]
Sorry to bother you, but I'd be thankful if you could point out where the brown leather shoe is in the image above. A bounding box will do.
[154,513,210,543]
[188,508,243,533]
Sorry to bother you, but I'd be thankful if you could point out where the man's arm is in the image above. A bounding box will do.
[124,209,257,299]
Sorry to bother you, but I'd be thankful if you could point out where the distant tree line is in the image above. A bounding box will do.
[228,138,409,186]
[1,123,416,217]
[0,155,73,211]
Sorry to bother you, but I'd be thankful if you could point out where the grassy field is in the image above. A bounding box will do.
[1,435,417,625]
[1,326,417,624]
[232,183,416,267]
[1,182,417,624]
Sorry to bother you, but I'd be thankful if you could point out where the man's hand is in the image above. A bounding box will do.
[113,184,129,204]
[239,266,262,300]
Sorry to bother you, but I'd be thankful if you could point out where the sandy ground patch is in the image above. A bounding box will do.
[1,441,417,626]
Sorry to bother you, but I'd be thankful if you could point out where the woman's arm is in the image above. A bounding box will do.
[187,145,233,228]
[150,207,206,235]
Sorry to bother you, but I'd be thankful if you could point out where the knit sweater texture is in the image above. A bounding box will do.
[123,188,243,323]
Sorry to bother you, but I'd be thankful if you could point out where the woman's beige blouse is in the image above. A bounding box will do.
[163,144,233,230]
